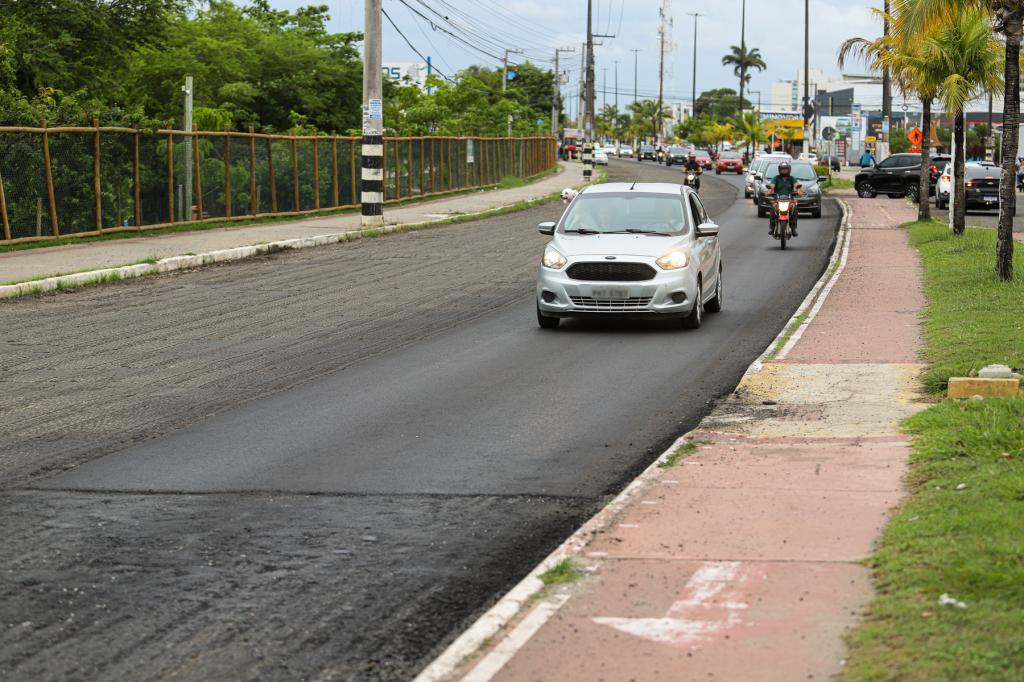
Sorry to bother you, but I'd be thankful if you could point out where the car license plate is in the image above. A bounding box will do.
[592,287,629,300]
[985,196,997,203]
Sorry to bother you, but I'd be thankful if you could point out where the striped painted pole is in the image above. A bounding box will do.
[582,141,593,182]
[361,0,385,227]
[361,134,384,223]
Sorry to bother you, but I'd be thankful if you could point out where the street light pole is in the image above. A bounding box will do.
[613,60,619,114]
[631,49,640,106]
[552,47,575,136]
[689,13,703,119]
[503,47,524,136]
[802,0,810,156]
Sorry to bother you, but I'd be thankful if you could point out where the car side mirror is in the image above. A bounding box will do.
[754,173,762,180]
[818,175,828,183]
[538,221,556,235]
[697,221,719,238]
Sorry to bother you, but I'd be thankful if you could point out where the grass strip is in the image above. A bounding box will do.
[843,219,1024,681]
[539,559,579,586]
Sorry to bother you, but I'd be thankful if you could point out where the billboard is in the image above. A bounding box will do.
[383,62,427,89]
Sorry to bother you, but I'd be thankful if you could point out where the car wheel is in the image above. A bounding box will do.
[536,303,559,329]
[856,181,877,198]
[906,184,920,202]
[682,280,703,329]
[706,266,723,313]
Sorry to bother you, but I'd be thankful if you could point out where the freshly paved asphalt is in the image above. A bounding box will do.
[0,160,840,681]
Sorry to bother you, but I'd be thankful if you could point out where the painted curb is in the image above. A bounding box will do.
[412,198,854,682]
[1,165,583,300]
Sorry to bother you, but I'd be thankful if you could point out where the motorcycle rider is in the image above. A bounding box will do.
[766,159,802,237]
[682,152,704,191]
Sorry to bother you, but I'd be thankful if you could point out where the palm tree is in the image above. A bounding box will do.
[919,8,1003,234]
[893,0,1021,278]
[721,45,767,119]
[627,99,663,140]
[733,111,767,156]
[839,11,945,221]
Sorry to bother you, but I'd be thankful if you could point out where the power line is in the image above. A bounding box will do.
[382,7,456,82]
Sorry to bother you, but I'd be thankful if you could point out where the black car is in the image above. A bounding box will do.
[854,153,948,201]
[664,146,688,166]
[935,162,1008,212]
[755,160,825,219]
[637,144,657,161]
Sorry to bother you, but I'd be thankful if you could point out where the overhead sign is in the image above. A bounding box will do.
[383,62,428,89]
[759,111,801,121]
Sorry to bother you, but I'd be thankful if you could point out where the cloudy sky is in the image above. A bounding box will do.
[269,0,883,109]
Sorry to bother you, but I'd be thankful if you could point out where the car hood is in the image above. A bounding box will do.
[552,233,689,258]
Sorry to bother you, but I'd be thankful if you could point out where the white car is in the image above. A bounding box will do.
[618,145,634,158]
[536,182,723,329]
[593,147,609,165]
[935,164,952,208]
[798,152,818,165]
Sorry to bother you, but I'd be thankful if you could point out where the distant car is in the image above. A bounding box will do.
[637,144,657,161]
[854,153,941,201]
[715,151,744,174]
[690,149,713,169]
[934,162,1012,213]
[664,146,688,166]
[821,154,842,173]
[618,145,634,158]
[928,154,951,194]
[745,156,775,199]
[535,182,723,330]
[593,147,609,165]
[798,152,818,165]
[755,160,824,218]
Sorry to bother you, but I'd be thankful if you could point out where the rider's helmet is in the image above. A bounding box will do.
[778,160,791,176]
[688,151,696,161]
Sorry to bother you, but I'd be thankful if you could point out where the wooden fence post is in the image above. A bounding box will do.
[40,122,59,235]
[420,137,425,196]
[133,129,141,228]
[408,137,414,196]
[267,138,277,213]
[224,129,232,218]
[166,130,175,223]
[350,139,357,205]
[291,138,299,211]
[331,136,339,207]
[192,125,203,221]
[312,137,320,210]
[249,127,257,215]
[0,167,10,242]
[93,118,103,231]
[394,139,401,200]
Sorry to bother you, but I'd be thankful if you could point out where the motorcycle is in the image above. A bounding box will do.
[683,168,702,192]
[769,189,800,250]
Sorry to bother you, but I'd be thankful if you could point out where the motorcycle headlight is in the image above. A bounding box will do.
[656,249,689,270]
[542,245,567,269]
[778,200,791,211]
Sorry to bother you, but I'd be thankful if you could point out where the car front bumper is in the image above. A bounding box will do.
[537,261,697,319]
[757,194,821,212]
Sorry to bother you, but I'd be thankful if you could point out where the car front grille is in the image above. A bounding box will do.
[567,262,657,281]
[570,296,653,311]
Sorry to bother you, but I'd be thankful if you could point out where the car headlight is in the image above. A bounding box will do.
[656,249,689,270]
[542,245,567,269]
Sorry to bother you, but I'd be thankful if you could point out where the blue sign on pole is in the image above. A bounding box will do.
[506,70,517,81]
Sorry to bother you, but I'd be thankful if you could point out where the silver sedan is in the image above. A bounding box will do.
[536,183,723,329]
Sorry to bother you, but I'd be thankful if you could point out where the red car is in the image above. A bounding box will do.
[692,149,713,169]
[715,151,744,174]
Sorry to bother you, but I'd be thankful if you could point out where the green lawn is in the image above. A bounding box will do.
[843,220,1024,681]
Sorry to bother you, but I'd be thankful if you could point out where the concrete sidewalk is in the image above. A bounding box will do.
[427,196,927,681]
[0,162,581,285]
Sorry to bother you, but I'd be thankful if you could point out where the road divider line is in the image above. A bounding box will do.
[412,197,853,682]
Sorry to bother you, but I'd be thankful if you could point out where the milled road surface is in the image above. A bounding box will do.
[0,160,840,681]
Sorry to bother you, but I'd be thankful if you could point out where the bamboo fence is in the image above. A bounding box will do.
[0,124,557,244]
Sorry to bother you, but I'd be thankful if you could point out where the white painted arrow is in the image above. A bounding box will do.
[593,561,757,648]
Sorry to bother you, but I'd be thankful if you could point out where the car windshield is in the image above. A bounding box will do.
[966,165,1000,180]
[669,146,686,154]
[641,145,655,152]
[763,161,816,181]
[720,152,740,159]
[694,150,710,158]
[561,193,688,234]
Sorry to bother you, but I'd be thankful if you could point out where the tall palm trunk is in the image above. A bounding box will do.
[918,98,932,221]
[739,67,745,119]
[953,109,966,235]
[996,14,1021,280]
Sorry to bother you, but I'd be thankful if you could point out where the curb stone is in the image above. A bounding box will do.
[412,198,852,682]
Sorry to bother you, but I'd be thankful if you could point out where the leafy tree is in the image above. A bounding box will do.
[693,88,750,124]
[733,111,767,156]
[627,100,663,139]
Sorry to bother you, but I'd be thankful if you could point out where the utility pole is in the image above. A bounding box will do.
[602,67,608,111]
[882,0,891,147]
[689,13,702,120]
[802,0,810,156]
[361,0,383,227]
[553,47,575,136]
[579,42,587,132]
[657,0,672,141]
[584,0,594,181]
[182,75,193,220]
[631,49,640,107]
[739,0,746,119]
[613,60,619,114]
[503,48,524,136]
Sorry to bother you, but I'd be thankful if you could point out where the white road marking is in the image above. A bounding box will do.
[462,595,571,682]
[593,561,753,648]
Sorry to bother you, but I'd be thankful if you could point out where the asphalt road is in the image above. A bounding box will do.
[0,159,841,681]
